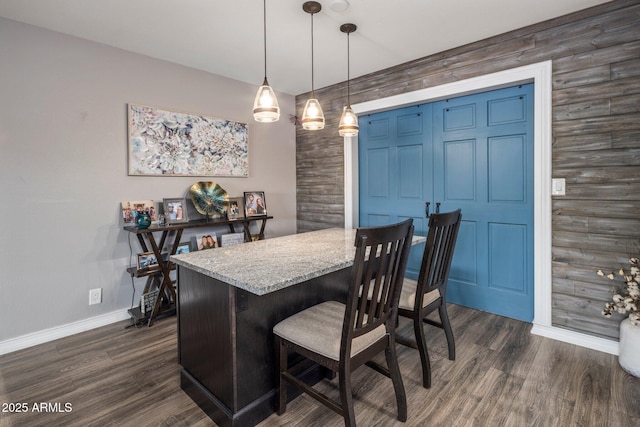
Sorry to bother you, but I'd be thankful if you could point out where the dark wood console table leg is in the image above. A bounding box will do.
[257,218,267,240]
[141,228,182,326]
[241,216,268,242]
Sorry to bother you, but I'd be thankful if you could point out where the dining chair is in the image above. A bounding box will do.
[273,219,414,426]
[396,209,462,389]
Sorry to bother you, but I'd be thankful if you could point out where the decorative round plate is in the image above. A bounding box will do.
[189,181,229,216]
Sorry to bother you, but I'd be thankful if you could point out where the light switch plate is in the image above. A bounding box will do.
[552,178,566,196]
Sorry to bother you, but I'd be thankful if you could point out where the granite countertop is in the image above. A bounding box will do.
[171,228,425,296]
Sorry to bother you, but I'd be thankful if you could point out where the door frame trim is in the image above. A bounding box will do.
[343,61,616,354]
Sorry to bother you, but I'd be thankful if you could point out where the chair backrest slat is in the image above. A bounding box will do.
[417,209,462,298]
[343,219,414,350]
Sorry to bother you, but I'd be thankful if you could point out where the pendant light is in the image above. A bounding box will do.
[301,1,325,130]
[253,0,280,122]
[338,23,358,137]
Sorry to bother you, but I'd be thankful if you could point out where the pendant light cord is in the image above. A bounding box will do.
[346,30,351,106]
[310,10,315,97]
[263,0,267,79]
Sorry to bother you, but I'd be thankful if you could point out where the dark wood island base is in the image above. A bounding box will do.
[177,265,350,427]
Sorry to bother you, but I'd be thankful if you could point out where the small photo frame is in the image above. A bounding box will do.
[220,232,245,247]
[244,192,267,217]
[227,197,244,220]
[175,242,191,254]
[140,289,159,315]
[121,200,157,224]
[137,252,159,270]
[163,198,189,224]
[197,233,218,250]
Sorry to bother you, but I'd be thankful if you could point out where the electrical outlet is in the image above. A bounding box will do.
[89,288,102,305]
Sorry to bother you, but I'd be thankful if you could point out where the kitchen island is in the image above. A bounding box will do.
[171,228,424,427]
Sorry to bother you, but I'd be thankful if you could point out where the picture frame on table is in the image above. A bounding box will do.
[244,192,267,217]
[121,200,157,224]
[197,233,218,250]
[141,289,159,315]
[137,252,159,271]
[220,232,245,247]
[175,242,191,254]
[227,197,244,220]
[163,198,189,224]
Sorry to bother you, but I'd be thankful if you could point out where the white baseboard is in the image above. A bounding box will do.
[531,324,619,355]
[1,309,620,358]
[0,308,131,356]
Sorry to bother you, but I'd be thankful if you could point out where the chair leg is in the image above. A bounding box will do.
[414,313,432,389]
[385,338,407,422]
[277,339,287,415]
[338,366,356,427]
[438,303,456,360]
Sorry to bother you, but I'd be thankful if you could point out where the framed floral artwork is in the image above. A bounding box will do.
[128,104,248,177]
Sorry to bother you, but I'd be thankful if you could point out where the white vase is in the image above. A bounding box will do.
[619,317,640,377]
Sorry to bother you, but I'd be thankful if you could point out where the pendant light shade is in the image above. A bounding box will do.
[338,106,358,137]
[253,77,279,122]
[302,98,325,130]
[338,23,358,137]
[301,1,324,130]
[253,0,280,122]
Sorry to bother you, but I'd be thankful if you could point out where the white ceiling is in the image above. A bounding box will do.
[0,0,612,95]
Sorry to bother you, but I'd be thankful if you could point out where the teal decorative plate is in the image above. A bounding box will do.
[189,182,229,216]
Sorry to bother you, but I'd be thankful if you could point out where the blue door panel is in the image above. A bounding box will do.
[367,148,389,198]
[488,95,527,125]
[398,113,424,136]
[449,220,478,284]
[488,222,527,292]
[367,214,390,226]
[488,135,526,203]
[367,118,390,139]
[398,144,423,199]
[444,139,476,201]
[444,104,476,131]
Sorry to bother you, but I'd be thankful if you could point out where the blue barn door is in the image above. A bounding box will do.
[358,104,433,279]
[358,84,534,322]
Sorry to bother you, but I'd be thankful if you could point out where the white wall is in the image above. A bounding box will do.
[0,18,297,343]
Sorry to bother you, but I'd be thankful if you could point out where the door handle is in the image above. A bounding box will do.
[425,202,430,217]
[436,202,441,213]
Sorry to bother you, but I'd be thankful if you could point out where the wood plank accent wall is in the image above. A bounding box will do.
[295,0,640,340]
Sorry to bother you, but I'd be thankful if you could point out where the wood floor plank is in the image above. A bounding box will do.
[506,338,578,426]
[1,304,639,427]
[567,346,613,427]
[463,368,525,426]
[608,359,640,426]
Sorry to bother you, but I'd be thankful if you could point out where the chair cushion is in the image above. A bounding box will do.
[273,300,387,361]
[398,278,440,311]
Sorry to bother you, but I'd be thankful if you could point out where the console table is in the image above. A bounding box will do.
[123,215,273,326]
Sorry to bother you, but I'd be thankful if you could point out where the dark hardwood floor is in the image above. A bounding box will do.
[1,305,638,427]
